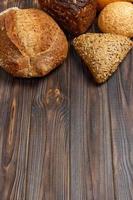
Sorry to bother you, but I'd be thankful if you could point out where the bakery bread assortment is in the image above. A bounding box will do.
[0,8,68,77]
[38,0,97,35]
[98,2,133,38]
[73,33,133,83]
[0,2,133,84]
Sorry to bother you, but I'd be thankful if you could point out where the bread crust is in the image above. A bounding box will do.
[73,33,133,83]
[38,0,97,35]
[98,2,133,38]
[0,8,68,77]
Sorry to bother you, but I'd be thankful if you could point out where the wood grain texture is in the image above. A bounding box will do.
[70,47,115,200]
[108,50,133,200]
[0,1,133,200]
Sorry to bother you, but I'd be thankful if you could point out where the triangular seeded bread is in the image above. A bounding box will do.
[73,33,133,83]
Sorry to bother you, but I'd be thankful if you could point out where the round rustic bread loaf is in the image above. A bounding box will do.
[98,2,133,38]
[0,8,68,77]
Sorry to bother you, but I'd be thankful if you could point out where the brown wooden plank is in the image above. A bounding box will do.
[0,72,34,200]
[69,48,94,200]
[0,72,14,199]
[25,63,70,200]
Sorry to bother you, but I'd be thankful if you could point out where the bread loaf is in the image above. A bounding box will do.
[0,8,68,77]
[73,33,133,83]
[38,0,97,35]
[98,2,133,38]
[97,0,133,10]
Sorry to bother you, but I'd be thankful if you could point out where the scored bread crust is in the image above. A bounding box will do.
[38,0,97,35]
[0,7,28,76]
[0,8,68,77]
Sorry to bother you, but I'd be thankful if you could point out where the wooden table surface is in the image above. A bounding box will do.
[0,1,133,200]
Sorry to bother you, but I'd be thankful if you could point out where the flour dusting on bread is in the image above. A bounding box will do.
[0,8,68,77]
[0,7,19,16]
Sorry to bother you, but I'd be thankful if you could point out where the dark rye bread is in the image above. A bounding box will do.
[39,0,97,35]
[0,8,68,77]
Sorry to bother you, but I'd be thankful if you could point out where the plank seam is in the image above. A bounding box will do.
[108,85,117,200]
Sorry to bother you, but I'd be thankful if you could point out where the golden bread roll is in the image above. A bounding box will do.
[38,0,97,35]
[73,33,133,83]
[0,8,68,77]
[97,0,133,10]
[98,2,133,38]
